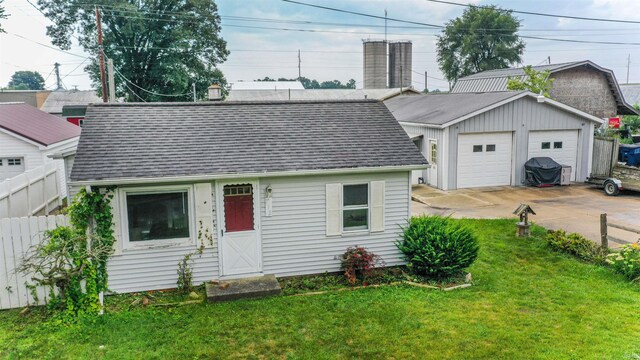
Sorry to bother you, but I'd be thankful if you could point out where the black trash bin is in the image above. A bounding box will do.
[525,157,562,187]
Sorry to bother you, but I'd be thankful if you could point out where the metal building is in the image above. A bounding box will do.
[363,40,388,89]
[388,41,412,89]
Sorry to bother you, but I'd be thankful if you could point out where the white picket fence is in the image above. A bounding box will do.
[0,162,61,219]
[0,215,69,310]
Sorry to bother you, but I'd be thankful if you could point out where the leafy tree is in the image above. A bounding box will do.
[507,66,554,97]
[8,71,45,90]
[36,0,229,102]
[437,6,525,84]
[622,104,640,134]
[0,0,7,33]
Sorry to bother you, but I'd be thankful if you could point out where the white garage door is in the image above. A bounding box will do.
[457,132,513,188]
[528,130,578,181]
[0,157,25,180]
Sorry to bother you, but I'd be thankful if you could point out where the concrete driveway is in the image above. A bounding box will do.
[411,183,640,247]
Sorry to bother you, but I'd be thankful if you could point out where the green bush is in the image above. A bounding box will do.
[397,216,479,278]
[606,243,640,282]
[545,230,608,263]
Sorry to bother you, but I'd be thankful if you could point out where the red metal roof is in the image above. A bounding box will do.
[0,103,81,146]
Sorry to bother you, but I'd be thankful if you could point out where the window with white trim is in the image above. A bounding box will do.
[342,184,369,231]
[430,141,438,165]
[124,189,191,244]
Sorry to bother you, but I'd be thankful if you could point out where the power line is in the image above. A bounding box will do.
[423,0,640,25]
[9,33,88,58]
[281,0,640,47]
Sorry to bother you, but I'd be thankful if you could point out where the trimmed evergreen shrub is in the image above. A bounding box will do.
[397,216,479,278]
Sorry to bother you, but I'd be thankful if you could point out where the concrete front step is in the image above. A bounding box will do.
[206,274,282,302]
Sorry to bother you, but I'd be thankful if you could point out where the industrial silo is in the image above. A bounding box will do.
[388,41,412,88]
[363,40,388,89]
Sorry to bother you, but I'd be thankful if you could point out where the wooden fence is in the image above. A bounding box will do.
[591,137,619,179]
[0,162,61,219]
[600,213,640,248]
[0,215,69,310]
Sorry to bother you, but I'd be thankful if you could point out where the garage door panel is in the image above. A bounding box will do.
[457,132,513,188]
[528,130,578,181]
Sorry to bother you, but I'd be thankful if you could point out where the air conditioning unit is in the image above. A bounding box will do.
[560,165,572,185]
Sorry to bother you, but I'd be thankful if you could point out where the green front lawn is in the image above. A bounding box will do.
[1,219,639,359]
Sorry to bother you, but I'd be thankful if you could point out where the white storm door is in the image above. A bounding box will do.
[528,130,578,181]
[218,181,262,277]
[457,132,513,188]
[427,139,438,187]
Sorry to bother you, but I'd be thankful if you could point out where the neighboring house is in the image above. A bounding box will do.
[0,103,80,196]
[620,84,640,106]
[452,61,638,118]
[0,89,51,108]
[40,90,101,123]
[385,91,603,190]
[229,81,304,90]
[70,100,428,293]
[227,87,421,102]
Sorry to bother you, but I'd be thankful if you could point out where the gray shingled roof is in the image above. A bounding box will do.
[384,91,524,126]
[452,60,637,115]
[621,84,640,106]
[70,100,427,182]
[40,90,101,114]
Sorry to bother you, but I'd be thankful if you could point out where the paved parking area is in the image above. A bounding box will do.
[411,183,640,247]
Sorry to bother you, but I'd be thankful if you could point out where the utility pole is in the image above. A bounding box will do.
[627,54,631,84]
[384,9,387,43]
[548,56,551,65]
[298,50,301,80]
[54,62,62,90]
[192,83,196,102]
[400,65,403,92]
[96,7,108,103]
[107,58,116,102]
[424,71,428,92]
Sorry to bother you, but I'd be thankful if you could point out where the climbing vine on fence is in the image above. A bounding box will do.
[19,186,116,321]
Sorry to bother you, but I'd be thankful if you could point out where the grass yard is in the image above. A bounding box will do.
[1,219,639,359]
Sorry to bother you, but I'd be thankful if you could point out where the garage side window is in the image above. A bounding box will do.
[486,144,496,152]
[125,190,191,243]
[541,142,551,149]
[554,141,563,149]
[430,142,437,165]
[7,158,23,166]
[473,145,483,152]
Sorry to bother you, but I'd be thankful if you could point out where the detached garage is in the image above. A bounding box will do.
[385,91,603,190]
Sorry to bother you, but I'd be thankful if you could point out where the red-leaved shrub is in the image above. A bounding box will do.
[340,246,384,285]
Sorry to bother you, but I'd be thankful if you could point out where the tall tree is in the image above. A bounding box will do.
[36,0,229,102]
[507,66,554,97]
[0,0,7,33]
[437,6,525,84]
[8,71,45,90]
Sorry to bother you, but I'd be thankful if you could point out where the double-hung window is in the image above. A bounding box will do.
[123,186,193,248]
[342,184,369,231]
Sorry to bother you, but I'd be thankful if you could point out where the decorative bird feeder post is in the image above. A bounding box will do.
[513,204,536,237]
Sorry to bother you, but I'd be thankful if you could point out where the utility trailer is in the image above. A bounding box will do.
[588,137,640,196]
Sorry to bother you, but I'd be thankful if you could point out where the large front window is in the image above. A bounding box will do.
[343,184,369,231]
[126,191,190,242]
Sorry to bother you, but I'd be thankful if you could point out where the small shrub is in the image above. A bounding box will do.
[397,215,479,278]
[545,230,608,263]
[606,243,640,282]
[177,253,194,293]
[340,246,384,285]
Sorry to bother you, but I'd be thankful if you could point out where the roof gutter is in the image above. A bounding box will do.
[70,164,430,187]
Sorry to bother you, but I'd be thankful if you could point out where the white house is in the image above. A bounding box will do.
[69,100,428,293]
[385,91,604,190]
[0,103,80,196]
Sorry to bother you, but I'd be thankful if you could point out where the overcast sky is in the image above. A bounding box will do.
[1,0,639,92]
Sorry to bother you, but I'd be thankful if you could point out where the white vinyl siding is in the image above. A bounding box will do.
[528,130,579,181]
[0,131,42,180]
[261,172,408,277]
[107,183,218,293]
